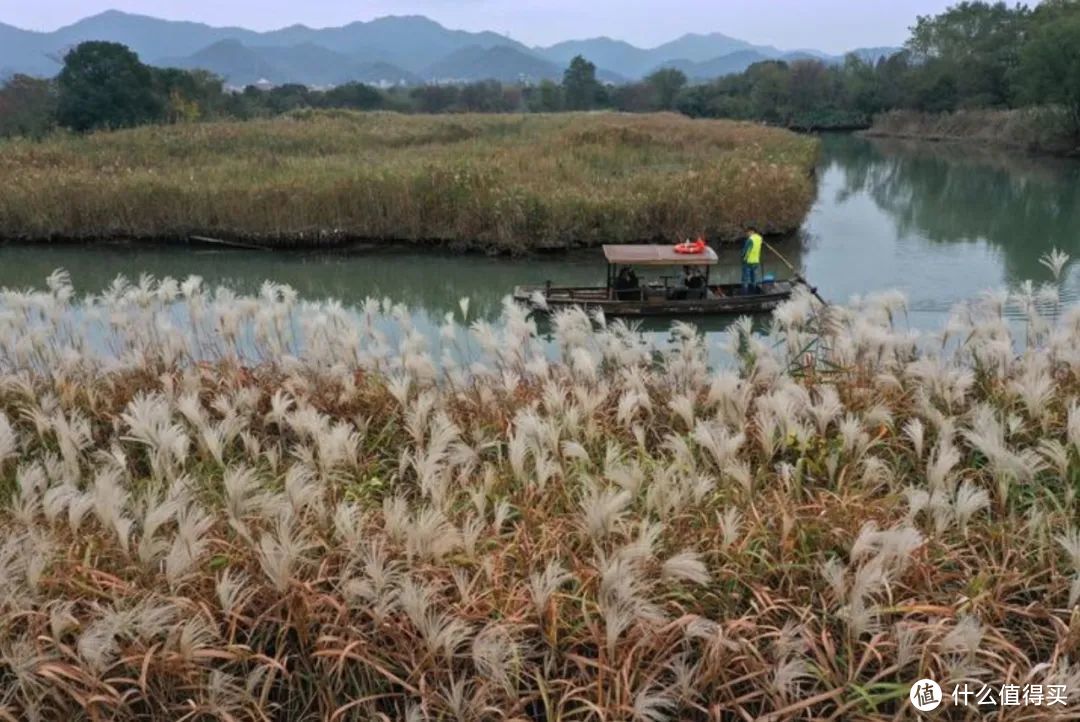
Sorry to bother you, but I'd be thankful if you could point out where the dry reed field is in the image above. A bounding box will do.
[0,257,1078,721]
[0,111,817,251]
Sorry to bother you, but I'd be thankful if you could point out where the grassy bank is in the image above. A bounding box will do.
[866,108,1079,156]
[0,111,818,251]
[0,269,1077,719]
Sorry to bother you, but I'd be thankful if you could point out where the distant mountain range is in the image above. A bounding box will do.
[0,10,900,87]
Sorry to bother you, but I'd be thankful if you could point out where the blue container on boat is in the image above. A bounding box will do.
[763,273,775,283]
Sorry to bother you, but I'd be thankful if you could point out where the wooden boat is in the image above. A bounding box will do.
[514,244,796,317]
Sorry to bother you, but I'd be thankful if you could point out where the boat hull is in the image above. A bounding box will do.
[513,282,794,317]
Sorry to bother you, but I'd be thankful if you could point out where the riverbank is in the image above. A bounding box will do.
[0,111,818,252]
[865,108,1079,157]
[0,272,1076,719]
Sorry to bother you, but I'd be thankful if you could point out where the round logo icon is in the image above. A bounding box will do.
[910,679,943,712]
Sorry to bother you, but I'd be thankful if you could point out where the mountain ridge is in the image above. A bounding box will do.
[0,10,901,86]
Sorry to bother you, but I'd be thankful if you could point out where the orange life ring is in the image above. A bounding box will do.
[674,239,707,254]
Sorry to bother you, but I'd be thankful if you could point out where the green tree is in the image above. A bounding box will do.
[0,75,57,138]
[787,60,831,118]
[458,80,508,112]
[746,61,790,123]
[876,51,914,109]
[321,82,384,110]
[527,80,564,112]
[56,42,163,131]
[840,55,885,117]
[266,84,312,114]
[410,84,460,113]
[1017,12,1080,138]
[612,82,657,113]
[907,2,1028,107]
[645,68,687,110]
[563,55,602,111]
[153,68,225,122]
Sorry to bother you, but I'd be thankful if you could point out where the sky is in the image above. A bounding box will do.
[2,0,958,53]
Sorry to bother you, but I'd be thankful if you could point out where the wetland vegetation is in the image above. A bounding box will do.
[0,268,1076,719]
[0,111,818,251]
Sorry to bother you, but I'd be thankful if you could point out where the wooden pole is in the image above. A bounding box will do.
[763,240,828,306]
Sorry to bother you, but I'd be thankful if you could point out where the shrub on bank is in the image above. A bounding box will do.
[0,111,818,251]
[0,267,1077,719]
[866,108,1079,156]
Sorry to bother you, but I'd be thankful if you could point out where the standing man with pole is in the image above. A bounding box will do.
[742,225,763,295]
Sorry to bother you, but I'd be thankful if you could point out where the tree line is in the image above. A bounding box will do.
[2,1,1079,140]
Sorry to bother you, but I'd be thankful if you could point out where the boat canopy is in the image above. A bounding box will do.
[602,244,719,267]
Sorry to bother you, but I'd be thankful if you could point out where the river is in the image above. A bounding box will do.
[1,133,1078,337]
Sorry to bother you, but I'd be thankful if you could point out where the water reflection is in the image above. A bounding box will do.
[812,134,1080,303]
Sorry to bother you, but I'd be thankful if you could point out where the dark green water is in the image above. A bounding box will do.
[1,133,1078,332]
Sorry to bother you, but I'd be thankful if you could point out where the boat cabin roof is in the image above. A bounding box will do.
[603,244,719,267]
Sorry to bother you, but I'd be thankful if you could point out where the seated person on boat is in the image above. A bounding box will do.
[614,266,641,300]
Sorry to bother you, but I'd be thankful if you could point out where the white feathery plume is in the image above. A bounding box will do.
[1039,248,1071,282]
[529,559,572,616]
[667,394,696,430]
[492,498,513,531]
[579,486,632,540]
[91,465,134,553]
[772,657,813,702]
[940,615,984,657]
[1068,401,1080,453]
[223,465,274,540]
[953,480,990,535]
[216,569,253,615]
[404,506,461,562]
[1038,438,1070,480]
[661,550,710,585]
[692,420,745,470]
[137,493,181,566]
[926,437,961,492]
[1056,527,1080,573]
[808,385,843,434]
[460,514,485,560]
[0,411,20,469]
[472,623,519,694]
[256,516,313,593]
[632,687,675,722]
[903,486,930,522]
[717,507,742,550]
[820,558,847,602]
[381,495,411,542]
[165,503,213,586]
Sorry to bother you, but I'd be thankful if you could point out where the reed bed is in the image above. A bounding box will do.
[0,260,1078,721]
[0,111,817,251]
[866,109,1077,156]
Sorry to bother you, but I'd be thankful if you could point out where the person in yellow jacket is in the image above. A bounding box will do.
[742,225,763,295]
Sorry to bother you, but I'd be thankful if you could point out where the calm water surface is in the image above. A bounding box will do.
[2,133,1078,337]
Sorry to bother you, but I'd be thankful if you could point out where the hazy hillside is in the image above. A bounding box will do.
[536,38,655,79]
[424,46,561,84]
[48,10,262,62]
[649,32,781,64]
[160,40,419,87]
[0,22,61,76]
[252,16,531,73]
[534,32,787,79]
[161,40,282,87]
[0,10,900,87]
[655,51,774,82]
